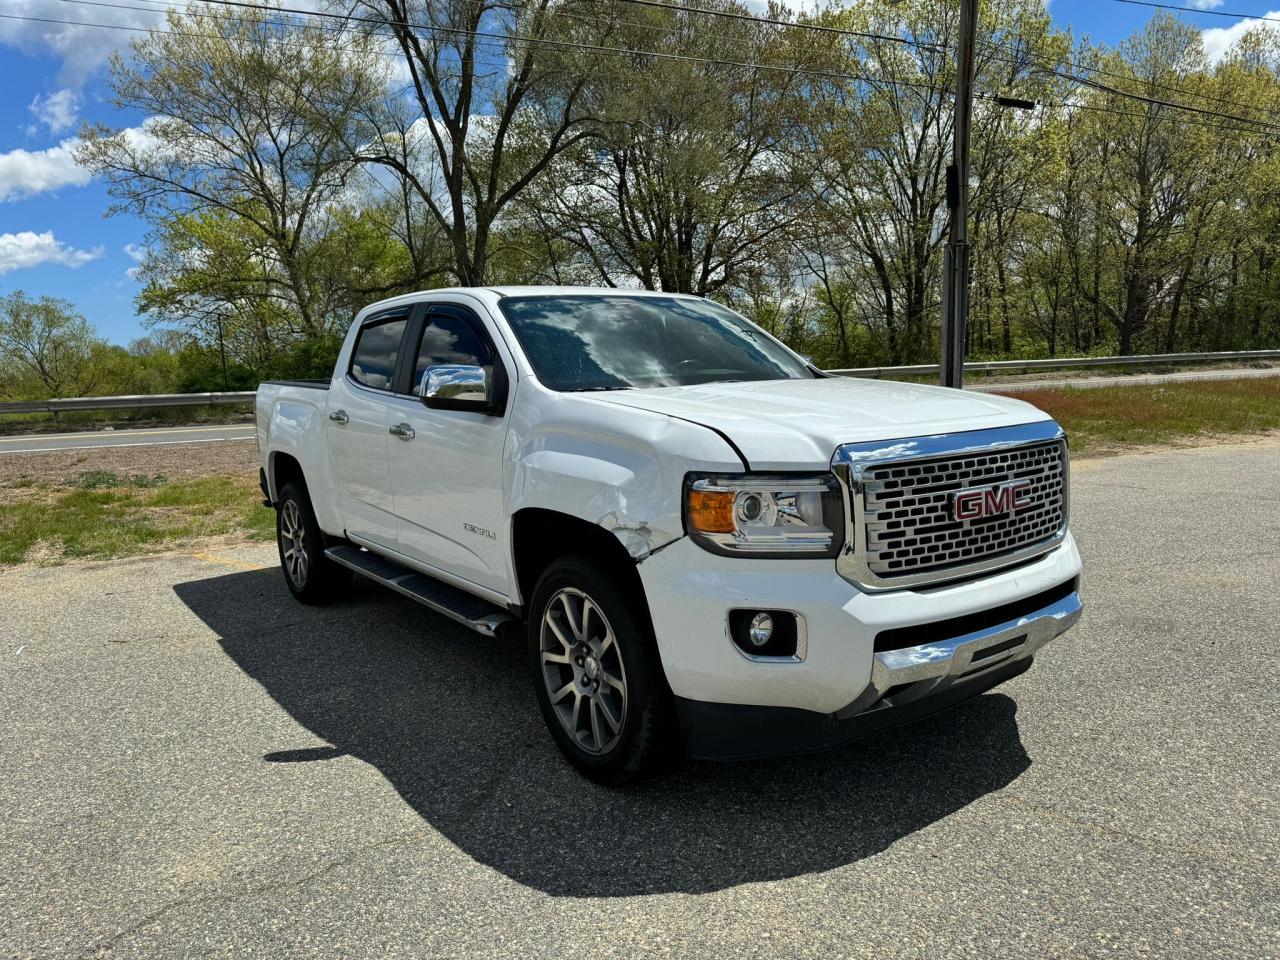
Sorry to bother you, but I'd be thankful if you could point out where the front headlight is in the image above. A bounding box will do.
[683,473,844,558]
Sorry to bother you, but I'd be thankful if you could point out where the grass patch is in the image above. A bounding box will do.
[1001,378,1280,456]
[69,470,168,489]
[0,473,274,566]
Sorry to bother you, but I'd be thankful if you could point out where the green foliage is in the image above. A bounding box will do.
[0,474,274,565]
[0,292,105,399]
[1002,379,1280,455]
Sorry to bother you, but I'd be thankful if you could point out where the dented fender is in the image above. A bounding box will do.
[505,379,745,569]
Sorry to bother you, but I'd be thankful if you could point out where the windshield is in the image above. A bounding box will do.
[497,295,815,392]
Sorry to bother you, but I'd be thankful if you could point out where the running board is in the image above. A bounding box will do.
[325,544,515,637]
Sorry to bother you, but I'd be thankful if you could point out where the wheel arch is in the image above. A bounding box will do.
[268,450,305,502]
[511,508,651,615]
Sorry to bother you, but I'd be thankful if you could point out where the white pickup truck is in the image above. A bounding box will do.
[256,287,1082,782]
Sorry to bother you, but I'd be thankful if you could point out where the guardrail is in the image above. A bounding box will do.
[0,391,256,415]
[826,349,1280,379]
[0,349,1276,414]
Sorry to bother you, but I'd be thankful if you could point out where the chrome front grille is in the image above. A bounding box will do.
[832,422,1070,590]
[864,441,1065,576]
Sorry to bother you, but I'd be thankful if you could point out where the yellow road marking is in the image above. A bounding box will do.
[188,550,271,572]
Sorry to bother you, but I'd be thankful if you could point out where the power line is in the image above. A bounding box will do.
[985,42,1280,122]
[610,0,946,52]
[1049,97,1278,137]
[5,4,415,61]
[18,0,1280,133]
[1113,0,1280,25]
[1038,62,1280,132]
[614,0,1280,123]
[5,5,947,95]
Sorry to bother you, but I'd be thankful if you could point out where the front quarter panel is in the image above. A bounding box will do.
[505,380,745,588]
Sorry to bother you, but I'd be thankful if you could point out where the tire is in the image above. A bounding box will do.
[527,558,675,784]
[276,480,344,605]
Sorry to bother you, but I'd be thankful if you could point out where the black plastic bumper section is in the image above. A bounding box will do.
[674,655,1033,761]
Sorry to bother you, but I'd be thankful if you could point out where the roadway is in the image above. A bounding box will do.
[0,422,256,454]
[2,437,1276,958]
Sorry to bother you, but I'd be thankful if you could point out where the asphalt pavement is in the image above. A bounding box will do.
[0,423,256,454]
[1,438,1277,958]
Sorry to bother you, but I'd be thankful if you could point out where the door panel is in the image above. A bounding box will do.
[326,312,409,547]
[387,305,510,594]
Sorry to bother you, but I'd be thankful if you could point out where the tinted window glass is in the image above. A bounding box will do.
[412,310,492,396]
[497,295,813,392]
[349,316,407,391]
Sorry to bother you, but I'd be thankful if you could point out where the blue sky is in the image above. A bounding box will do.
[0,0,1274,345]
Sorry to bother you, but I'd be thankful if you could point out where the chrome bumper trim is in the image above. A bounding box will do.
[837,590,1082,719]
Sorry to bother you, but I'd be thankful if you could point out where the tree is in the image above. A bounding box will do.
[78,2,389,339]
[0,292,105,399]
[515,0,836,296]
[351,0,602,284]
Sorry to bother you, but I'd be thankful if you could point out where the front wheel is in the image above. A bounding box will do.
[276,481,343,604]
[527,558,674,783]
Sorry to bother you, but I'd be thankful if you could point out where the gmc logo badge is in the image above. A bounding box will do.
[951,481,1034,521]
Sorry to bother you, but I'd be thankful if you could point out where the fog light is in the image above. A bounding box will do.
[729,609,800,659]
[748,612,773,647]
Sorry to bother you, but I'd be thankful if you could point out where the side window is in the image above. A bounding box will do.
[412,309,494,396]
[349,316,407,391]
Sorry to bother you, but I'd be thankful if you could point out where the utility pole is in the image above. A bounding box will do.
[940,0,979,390]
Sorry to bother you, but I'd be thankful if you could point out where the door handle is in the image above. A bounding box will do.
[328,410,350,424]
[389,422,415,440]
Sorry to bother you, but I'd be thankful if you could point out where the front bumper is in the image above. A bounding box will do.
[636,532,1083,758]
[675,587,1080,760]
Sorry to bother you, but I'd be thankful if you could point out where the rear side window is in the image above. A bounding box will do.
[412,310,493,396]
[349,316,407,391]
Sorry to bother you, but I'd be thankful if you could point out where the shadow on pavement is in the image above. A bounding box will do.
[175,566,1031,897]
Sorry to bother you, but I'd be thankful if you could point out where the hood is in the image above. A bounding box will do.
[593,377,1052,471]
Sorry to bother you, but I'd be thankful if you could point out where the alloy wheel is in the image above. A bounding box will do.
[539,587,628,754]
[280,499,309,588]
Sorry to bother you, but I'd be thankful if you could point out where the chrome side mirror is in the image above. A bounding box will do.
[420,364,490,409]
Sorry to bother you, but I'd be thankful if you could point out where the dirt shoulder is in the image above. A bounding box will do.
[0,439,259,486]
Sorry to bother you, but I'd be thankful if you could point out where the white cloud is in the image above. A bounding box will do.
[123,242,146,279]
[1188,0,1226,9]
[1202,12,1280,63]
[0,139,92,201]
[0,120,160,202]
[0,231,103,275]
[0,0,330,85]
[28,89,82,135]
[0,0,169,85]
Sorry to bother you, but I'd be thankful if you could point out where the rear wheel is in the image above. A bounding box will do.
[276,481,343,604]
[528,558,674,783]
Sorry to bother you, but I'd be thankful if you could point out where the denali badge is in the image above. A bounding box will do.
[950,480,1033,521]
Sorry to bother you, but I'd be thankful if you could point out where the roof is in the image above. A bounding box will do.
[482,285,698,299]
[353,285,699,320]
